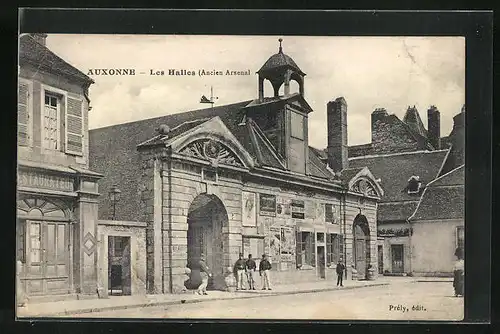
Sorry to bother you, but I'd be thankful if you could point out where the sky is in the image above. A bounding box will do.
[46,35,465,148]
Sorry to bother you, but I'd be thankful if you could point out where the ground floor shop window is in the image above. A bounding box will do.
[326,234,343,267]
[296,231,315,268]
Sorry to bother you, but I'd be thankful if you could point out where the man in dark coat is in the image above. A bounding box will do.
[259,254,272,290]
[246,254,257,290]
[336,259,345,287]
[198,254,212,295]
[234,253,247,290]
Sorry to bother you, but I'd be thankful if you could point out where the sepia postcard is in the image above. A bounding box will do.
[16,31,467,321]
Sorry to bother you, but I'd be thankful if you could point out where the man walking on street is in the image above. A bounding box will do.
[234,253,247,290]
[259,254,272,290]
[246,254,256,290]
[198,254,212,295]
[336,259,345,287]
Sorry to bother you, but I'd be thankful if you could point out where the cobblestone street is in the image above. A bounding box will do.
[73,280,463,321]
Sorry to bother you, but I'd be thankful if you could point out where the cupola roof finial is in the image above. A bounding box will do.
[278,38,283,53]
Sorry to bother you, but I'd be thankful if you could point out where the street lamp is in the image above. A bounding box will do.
[108,185,121,220]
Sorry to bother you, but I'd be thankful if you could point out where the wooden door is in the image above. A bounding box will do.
[354,225,367,278]
[391,244,404,273]
[187,225,204,268]
[24,220,70,295]
[355,238,366,278]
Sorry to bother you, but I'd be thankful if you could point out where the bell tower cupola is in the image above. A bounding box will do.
[257,38,306,102]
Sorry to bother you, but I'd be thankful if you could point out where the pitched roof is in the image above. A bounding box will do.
[19,34,94,84]
[409,165,464,221]
[95,97,336,176]
[348,149,449,203]
[338,167,365,186]
[308,147,335,179]
[378,201,418,223]
[348,143,374,158]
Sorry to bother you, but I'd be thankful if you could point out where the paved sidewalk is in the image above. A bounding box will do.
[17,278,398,318]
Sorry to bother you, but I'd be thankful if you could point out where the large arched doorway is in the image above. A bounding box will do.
[186,193,228,290]
[353,214,370,279]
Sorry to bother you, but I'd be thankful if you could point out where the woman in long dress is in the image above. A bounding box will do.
[453,256,464,297]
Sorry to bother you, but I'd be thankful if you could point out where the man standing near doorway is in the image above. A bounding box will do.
[336,259,345,287]
[234,253,247,290]
[198,254,212,295]
[259,254,272,290]
[246,254,256,290]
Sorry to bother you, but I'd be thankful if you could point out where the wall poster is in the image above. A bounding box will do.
[259,194,277,217]
[280,227,295,262]
[242,191,257,226]
[315,202,325,222]
[276,197,292,216]
[269,226,281,263]
[305,200,317,220]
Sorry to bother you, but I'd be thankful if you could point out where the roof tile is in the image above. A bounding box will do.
[19,34,93,84]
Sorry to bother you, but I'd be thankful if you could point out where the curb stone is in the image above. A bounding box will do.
[38,282,389,317]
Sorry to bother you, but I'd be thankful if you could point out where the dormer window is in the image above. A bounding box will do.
[406,175,422,194]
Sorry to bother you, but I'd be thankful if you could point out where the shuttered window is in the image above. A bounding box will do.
[65,96,84,155]
[18,81,31,146]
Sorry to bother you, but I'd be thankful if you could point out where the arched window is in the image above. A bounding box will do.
[17,198,68,219]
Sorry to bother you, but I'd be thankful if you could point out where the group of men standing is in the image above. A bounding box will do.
[196,252,346,295]
[234,253,272,290]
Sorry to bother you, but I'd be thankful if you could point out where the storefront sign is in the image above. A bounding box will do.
[242,191,257,226]
[17,170,73,192]
[259,194,276,217]
[291,199,305,219]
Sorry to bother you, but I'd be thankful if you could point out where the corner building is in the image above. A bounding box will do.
[90,41,384,293]
[17,34,102,300]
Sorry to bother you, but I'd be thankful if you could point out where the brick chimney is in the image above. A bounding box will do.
[427,105,441,149]
[30,33,47,46]
[327,97,348,173]
[371,107,388,144]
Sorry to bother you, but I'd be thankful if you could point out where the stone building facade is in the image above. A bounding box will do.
[17,34,102,300]
[90,41,384,293]
[314,102,465,276]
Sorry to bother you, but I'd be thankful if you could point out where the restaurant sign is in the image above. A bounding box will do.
[18,170,74,192]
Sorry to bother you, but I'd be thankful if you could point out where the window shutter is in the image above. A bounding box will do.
[18,81,30,146]
[296,231,302,267]
[66,97,84,155]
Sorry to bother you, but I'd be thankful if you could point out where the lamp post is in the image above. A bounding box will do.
[108,185,121,220]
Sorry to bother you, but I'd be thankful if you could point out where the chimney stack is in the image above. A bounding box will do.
[427,105,441,150]
[327,97,348,173]
[371,108,388,144]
